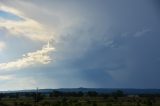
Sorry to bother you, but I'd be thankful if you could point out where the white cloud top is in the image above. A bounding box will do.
[0,42,55,70]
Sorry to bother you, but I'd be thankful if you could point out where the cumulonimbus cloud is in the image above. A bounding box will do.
[0,42,55,71]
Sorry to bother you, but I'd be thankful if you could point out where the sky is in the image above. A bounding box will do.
[0,0,160,90]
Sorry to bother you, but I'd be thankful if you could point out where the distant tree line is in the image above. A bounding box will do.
[0,90,125,99]
[1,90,160,99]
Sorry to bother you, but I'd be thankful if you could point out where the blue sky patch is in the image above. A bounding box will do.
[0,10,23,21]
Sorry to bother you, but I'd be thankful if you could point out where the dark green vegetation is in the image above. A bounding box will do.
[0,90,160,106]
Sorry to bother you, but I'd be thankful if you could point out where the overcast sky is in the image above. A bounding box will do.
[0,0,160,90]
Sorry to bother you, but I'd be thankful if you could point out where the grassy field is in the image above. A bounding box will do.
[0,91,159,106]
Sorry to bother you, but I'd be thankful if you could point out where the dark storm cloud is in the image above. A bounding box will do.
[48,0,160,88]
[25,0,160,88]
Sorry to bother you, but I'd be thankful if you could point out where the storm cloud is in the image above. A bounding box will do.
[0,0,160,90]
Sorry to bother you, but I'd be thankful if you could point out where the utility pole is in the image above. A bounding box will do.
[35,87,38,106]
